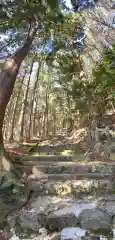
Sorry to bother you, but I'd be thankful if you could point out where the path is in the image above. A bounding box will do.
[2,139,115,239]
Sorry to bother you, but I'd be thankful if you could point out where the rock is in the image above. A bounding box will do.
[29,177,112,197]
[73,164,90,174]
[49,232,60,240]
[46,178,111,197]
[109,142,115,152]
[46,181,72,195]
[60,227,86,240]
[39,227,47,234]
[54,200,97,218]
[18,210,40,230]
[0,185,28,226]
[38,232,60,240]
[97,179,112,190]
[63,163,89,174]
[9,234,20,240]
[0,200,14,225]
[28,180,44,192]
[91,164,114,174]
[59,166,71,174]
[84,233,106,240]
[9,232,59,240]
[38,212,78,231]
[7,210,20,230]
[43,232,60,240]
[38,227,48,239]
[48,166,63,174]
[79,208,111,230]
[72,179,95,194]
[71,179,112,195]
[99,202,115,217]
[38,200,97,231]
[99,194,115,202]
[112,215,115,228]
[31,195,73,214]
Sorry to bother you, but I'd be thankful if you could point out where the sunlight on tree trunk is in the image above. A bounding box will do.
[45,92,49,139]
[28,61,42,140]
[19,55,36,142]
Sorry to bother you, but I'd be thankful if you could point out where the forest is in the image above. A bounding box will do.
[0,0,115,239]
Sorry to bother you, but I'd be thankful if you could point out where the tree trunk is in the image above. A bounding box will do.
[45,92,49,139]
[52,112,56,136]
[19,56,36,142]
[33,94,39,137]
[3,95,14,140]
[42,111,46,141]
[28,61,42,140]
[0,26,37,170]
[9,69,27,141]
[42,92,49,140]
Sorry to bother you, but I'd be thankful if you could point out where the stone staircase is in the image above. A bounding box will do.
[7,151,115,239]
[17,154,115,197]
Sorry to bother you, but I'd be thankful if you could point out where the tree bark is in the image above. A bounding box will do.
[9,69,27,141]
[42,111,46,141]
[19,55,36,142]
[28,61,42,140]
[3,95,14,140]
[52,112,56,136]
[33,93,39,137]
[45,92,49,139]
[42,92,49,140]
[0,26,37,170]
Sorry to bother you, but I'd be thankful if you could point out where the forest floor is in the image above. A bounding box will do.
[1,135,115,239]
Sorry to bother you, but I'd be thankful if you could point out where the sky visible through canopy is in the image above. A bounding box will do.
[0,0,115,60]
[65,0,72,9]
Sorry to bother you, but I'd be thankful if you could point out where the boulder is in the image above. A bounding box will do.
[60,227,86,240]
[79,208,111,230]
[0,181,29,225]
[53,201,97,218]
[31,195,73,214]
[0,200,16,225]
[38,212,78,231]
[18,210,40,230]
[99,202,115,217]
[38,200,97,231]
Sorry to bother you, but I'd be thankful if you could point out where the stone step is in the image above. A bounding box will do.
[19,162,89,174]
[28,143,84,153]
[28,177,113,196]
[18,161,115,175]
[33,164,89,174]
[20,160,115,167]
[38,165,114,175]
[28,173,112,181]
[20,155,84,162]
[48,173,112,181]
[20,154,115,164]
